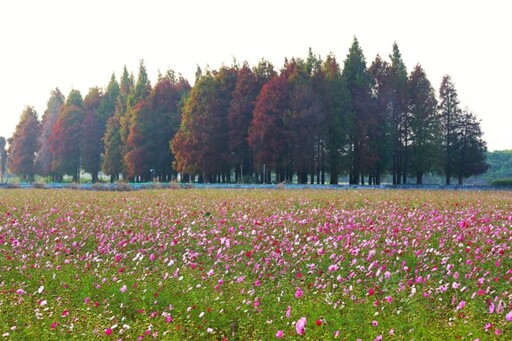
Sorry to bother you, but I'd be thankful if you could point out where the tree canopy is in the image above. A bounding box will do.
[5,42,491,185]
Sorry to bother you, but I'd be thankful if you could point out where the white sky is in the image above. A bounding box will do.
[0,0,510,151]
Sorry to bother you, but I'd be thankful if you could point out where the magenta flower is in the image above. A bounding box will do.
[120,284,127,293]
[506,310,512,321]
[295,287,303,299]
[105,328,113,335]
[295,317,306,335]
[276,330,284,338]
[456,300,466,310]
[16,289,25,295]
[372,320,378,327]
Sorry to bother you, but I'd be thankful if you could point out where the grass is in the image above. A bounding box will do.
[0,189,511,339]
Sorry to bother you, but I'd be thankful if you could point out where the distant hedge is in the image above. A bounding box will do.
[491,178,512,186]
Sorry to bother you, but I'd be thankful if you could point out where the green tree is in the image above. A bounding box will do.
[388,43,410,184]
[7,106,41,181]
[452,108,488,184]
[438,75,460,185]
[407,64,440,184]
[35,88,65,179]
[321,54,349,184]
[368,55,393,184]
[341,37,375,184]
[102,67,133,181]
[102,115,123,182]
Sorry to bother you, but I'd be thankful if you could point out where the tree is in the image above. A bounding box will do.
[125,71,190,182]
[120,61,151,181]
[7,106,40,181]
[228,60,275,182]
[0,136,7,182]
[102,67,133,181]
[438,75,460,185]
[407,64,440,184]
[368,55,393,184]
[248,67,290,183]
[171,66,237,183]
[318,54,348,184]
[49,89,84,182]
[341,37,375,184]
[388,43,410,184]
[452,108,488,184]
[36,88,65,179]
[102,115,123,182]
[81,87,104,183]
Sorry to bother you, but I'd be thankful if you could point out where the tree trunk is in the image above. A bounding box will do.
[416,173,423,185]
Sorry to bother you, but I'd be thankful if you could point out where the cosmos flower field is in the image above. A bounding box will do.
[1,189,511,340]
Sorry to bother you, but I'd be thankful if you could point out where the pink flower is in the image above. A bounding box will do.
[61,310,69,317]
[276,330,284,338]
[286,306,291,318]
[50,322,58,329]
[506,310,512,321]
[384,271,391,279]
[456,300,466,310]
[16,289,25,295]
[295,287,303,299]
[105,328,113,335]
[372,320,378,327]
[489,302,495,314]
[295,317,306,335]
[149,253,156,261]
[84,297,90,304]
[120,284,127,293]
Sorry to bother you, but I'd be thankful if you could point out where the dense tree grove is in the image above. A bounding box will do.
[5,38,489,184]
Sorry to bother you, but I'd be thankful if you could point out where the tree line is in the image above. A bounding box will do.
[2,38,488,185]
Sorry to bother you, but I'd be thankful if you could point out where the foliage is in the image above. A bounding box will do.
[491,178,512,186]
[6,39,493,185]
[49,90,84,182]
[485,150,512,180]
[7,106,40,181]
[35,88,65,178]
[0,136,7,182]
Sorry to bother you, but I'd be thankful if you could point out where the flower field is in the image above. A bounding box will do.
[1,189,511,340]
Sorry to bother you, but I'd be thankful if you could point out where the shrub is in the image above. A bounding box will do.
[491,178,512,186]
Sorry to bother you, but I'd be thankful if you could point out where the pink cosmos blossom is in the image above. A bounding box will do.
[456,300,466,310]
[295,287,303,299]
[120,284,127,293]
[506,310,512,321]
[105,328,113,335]
[276,330,284,338]
[16,289,25,295]
[384,271,391,279]
[295,317,306,335]
[286,306,291,318]
[150,253,156,261]
[372,320,378,327]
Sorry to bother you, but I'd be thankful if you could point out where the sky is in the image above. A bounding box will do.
[0,0,510,151]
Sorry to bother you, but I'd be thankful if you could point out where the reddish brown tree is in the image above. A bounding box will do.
[7,106,41,181]
[81,87,103,183]
[49,90,84,182]
[228,60,275,182]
